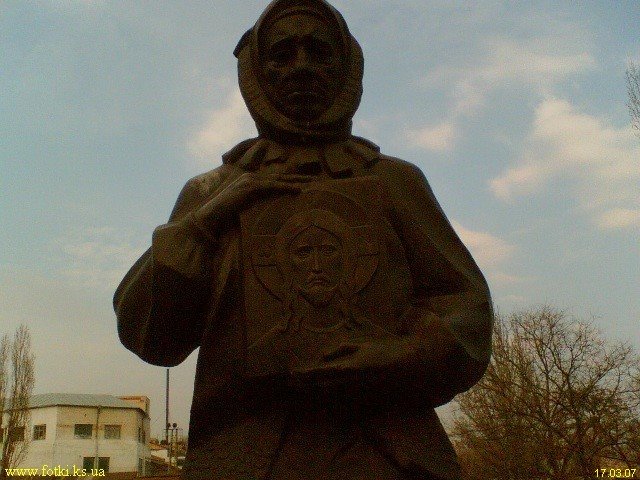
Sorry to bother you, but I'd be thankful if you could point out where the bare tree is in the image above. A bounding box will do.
[627,62,640,135]
[451,307,640,480]
[0,326,35,475]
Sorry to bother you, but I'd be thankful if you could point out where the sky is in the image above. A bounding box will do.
[1,0,639,438]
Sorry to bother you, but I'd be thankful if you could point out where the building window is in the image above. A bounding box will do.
[9,427,25,442]
[83,457,109,473]
[98,457,109,473]
[104,424,121,439]
[74,424,93,439]
[33,424,46,440]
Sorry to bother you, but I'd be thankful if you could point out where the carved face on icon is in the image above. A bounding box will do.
[288,225,344,307]
[260,12,344,121]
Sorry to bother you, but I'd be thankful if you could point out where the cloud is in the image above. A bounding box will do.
[449,220,530,294]
[452,220,515,268]
[597,209,640,230]
[475,38,595,91]
[497,294,528,307]
[489,163,547,201]
[450,81,486,116]
[415,27,595,151]
[490,98,640,229]
[407,121,457,152]
[354,117,380,140]
[188,88,256,166]
[52,227,147,291]
[425,37,596,114]
[491,273,529,285]
[530,99,637,168]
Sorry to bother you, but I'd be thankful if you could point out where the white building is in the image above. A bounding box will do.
[2,393,151,475]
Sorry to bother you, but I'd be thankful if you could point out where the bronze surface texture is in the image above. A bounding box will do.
[114,1,494,478]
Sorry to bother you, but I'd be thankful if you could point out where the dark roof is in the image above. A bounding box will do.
[28,393,143,412]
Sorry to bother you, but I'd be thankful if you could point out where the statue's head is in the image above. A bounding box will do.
[260,6,344,121]
[235,0,363,142]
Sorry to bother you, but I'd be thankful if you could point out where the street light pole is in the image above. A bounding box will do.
[166,423,179,472]
[165,368,170,445]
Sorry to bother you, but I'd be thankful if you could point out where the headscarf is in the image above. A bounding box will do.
[234,0,364,143]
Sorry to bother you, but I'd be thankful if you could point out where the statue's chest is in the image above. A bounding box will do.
[239,176,412,377]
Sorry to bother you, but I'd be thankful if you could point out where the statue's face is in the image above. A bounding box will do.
[289,225,343,307]
[261,12,343,121]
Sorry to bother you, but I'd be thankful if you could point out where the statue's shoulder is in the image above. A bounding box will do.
[346,136,421,179]
[370,151,427,183]
[367,151,441,210]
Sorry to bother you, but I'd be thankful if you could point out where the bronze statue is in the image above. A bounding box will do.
[115,1,493,478]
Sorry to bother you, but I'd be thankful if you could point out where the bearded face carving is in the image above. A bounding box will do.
[288,225,344,307]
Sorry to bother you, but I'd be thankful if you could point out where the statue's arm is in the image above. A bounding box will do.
[376,157,494,406]
[114,169,230,367]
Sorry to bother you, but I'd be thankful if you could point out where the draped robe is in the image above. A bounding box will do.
[115,137,493,480]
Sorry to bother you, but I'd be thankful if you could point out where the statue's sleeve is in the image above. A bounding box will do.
[375,158,494,406]
[114,169,229,367]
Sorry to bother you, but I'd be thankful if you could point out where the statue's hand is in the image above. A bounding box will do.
[192,172,313,234]
[290,336,423,387]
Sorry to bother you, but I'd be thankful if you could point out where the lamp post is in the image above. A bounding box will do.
[166,423,181,471]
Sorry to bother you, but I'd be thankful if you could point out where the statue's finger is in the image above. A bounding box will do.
[273,174,317,182]
[322,344,359,362]
[257,181,304,192]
